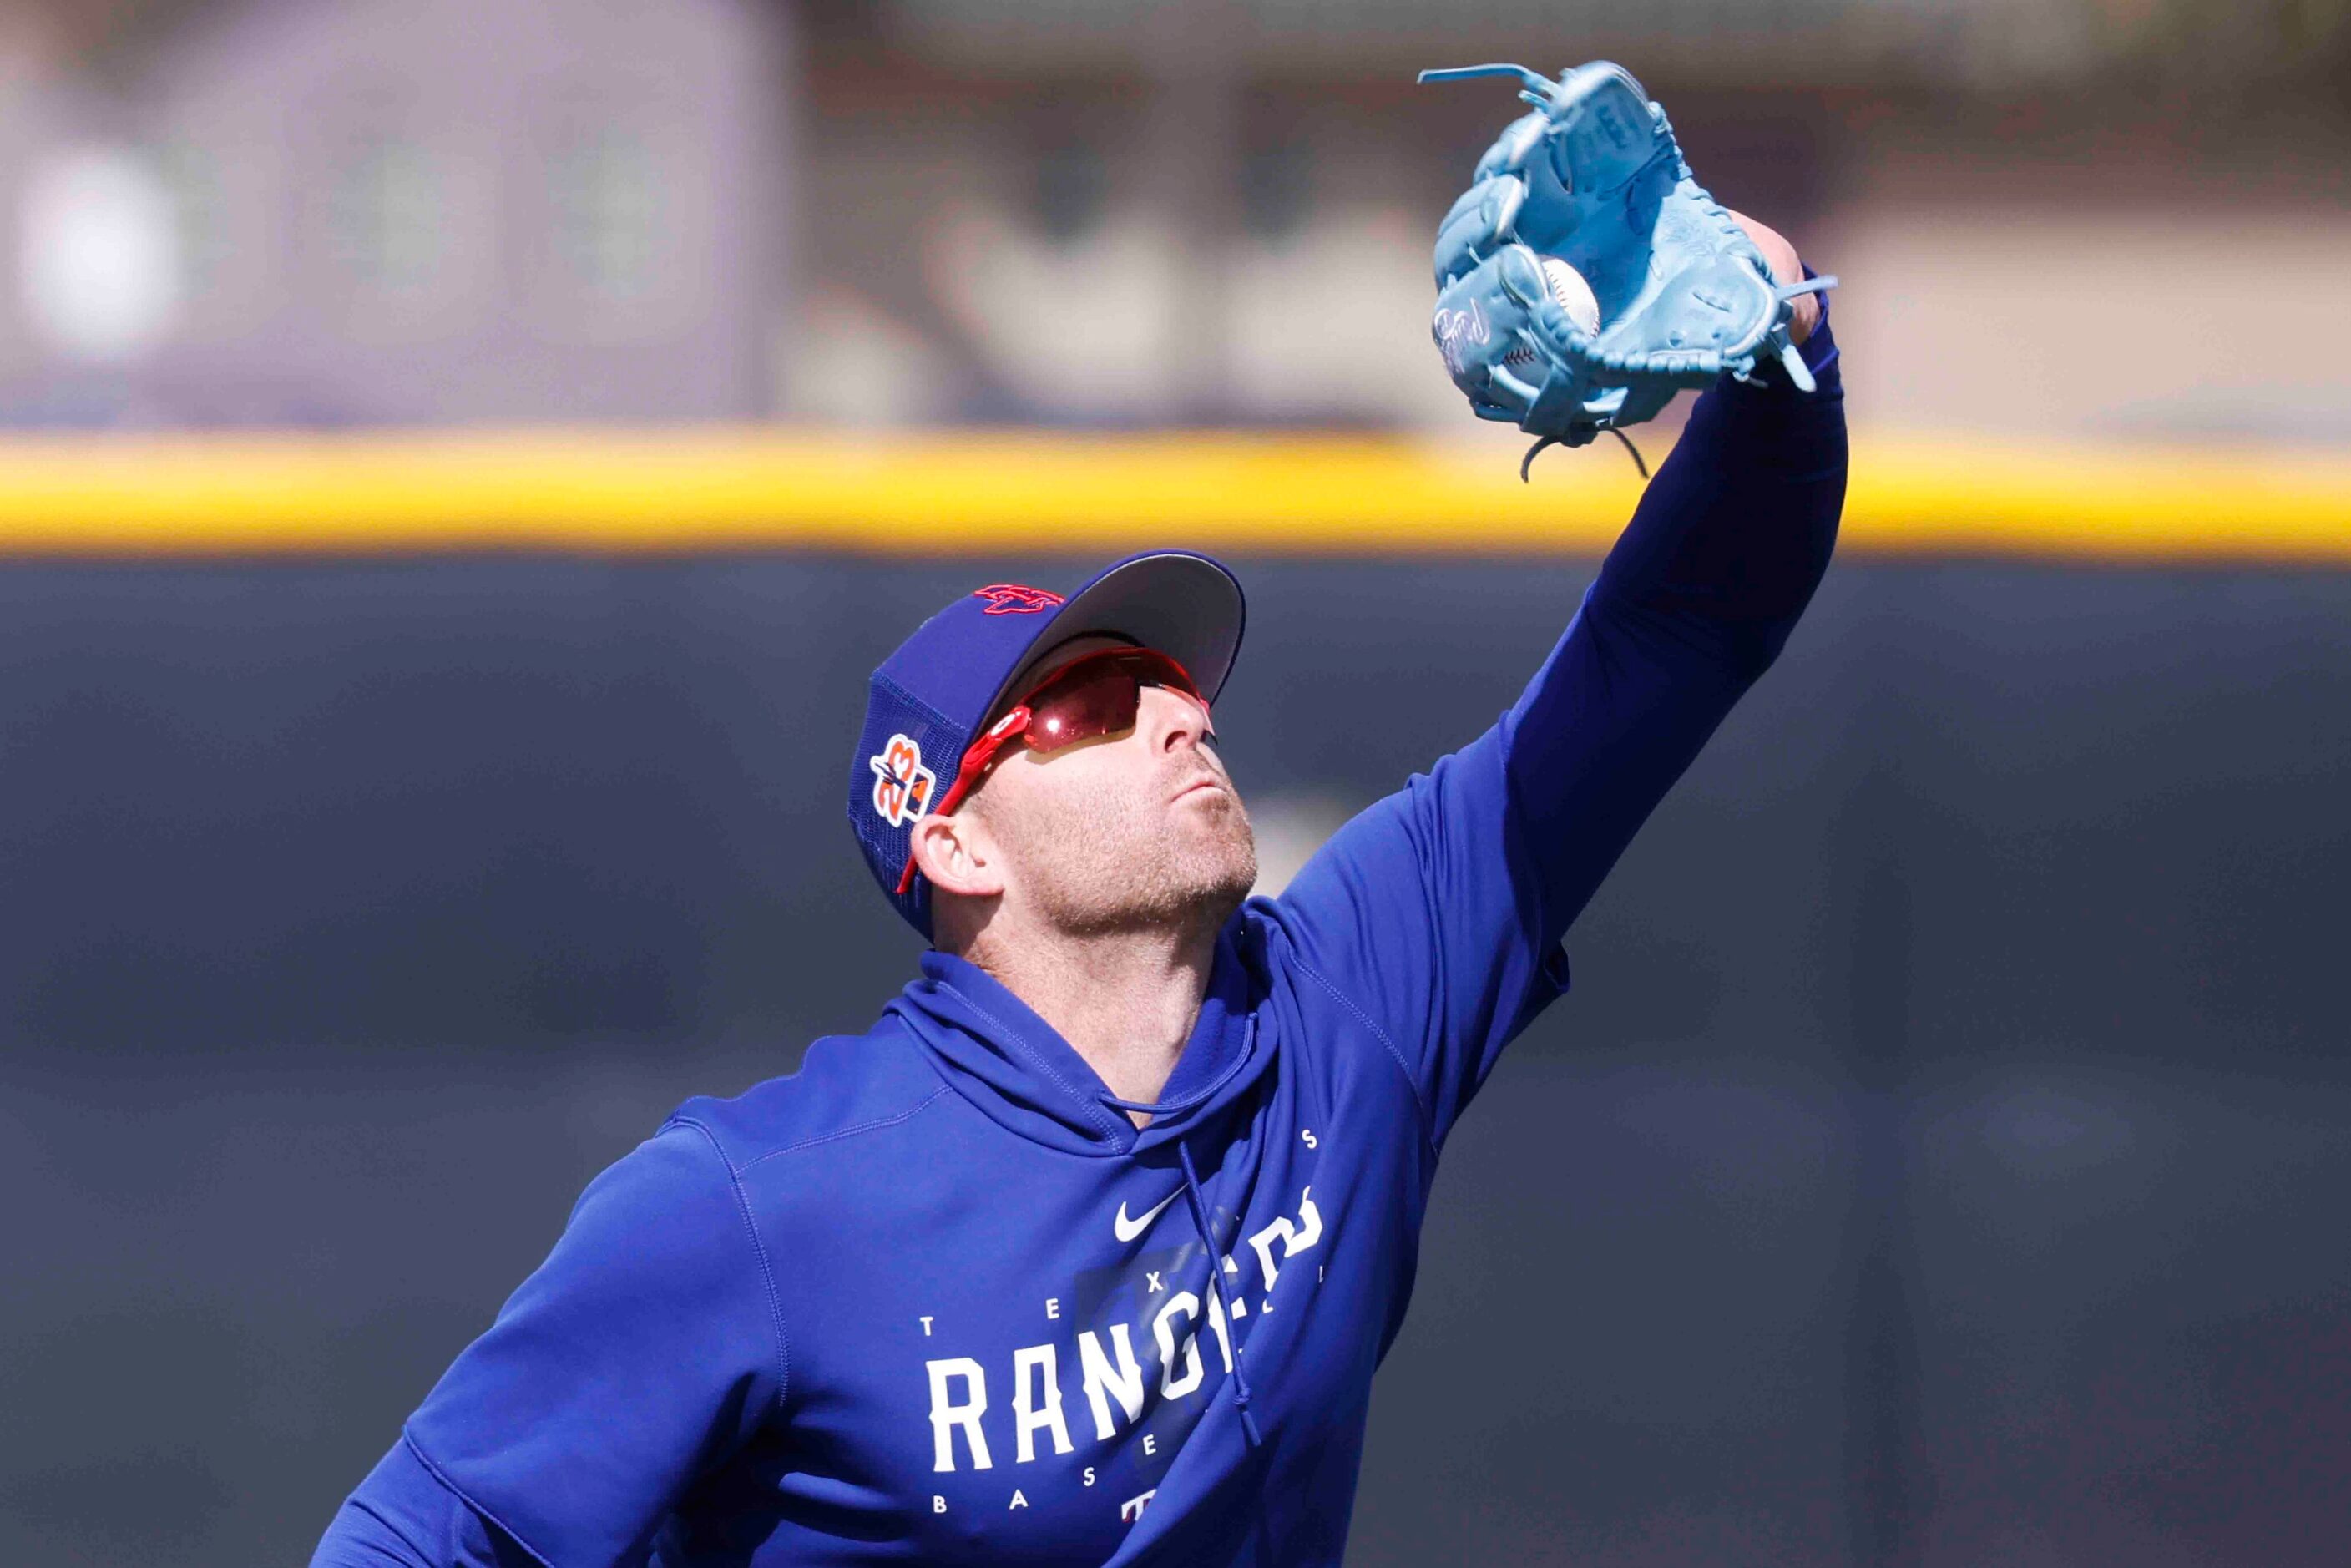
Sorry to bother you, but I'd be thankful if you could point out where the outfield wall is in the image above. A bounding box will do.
[4,428,2348,564]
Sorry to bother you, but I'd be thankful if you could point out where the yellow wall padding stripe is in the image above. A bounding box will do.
[0,428,2345,564]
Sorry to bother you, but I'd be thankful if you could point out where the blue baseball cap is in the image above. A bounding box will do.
[848,549,1246,937]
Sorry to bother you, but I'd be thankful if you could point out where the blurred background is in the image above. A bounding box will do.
[3,1,2348,1565]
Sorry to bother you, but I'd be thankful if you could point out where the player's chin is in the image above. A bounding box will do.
[1170,787,1249,847]
[1193,820,1259,902]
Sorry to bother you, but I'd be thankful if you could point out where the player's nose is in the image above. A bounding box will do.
[1146,684,1215,754]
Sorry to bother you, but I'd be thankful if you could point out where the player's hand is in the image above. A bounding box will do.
[1722,210,1817,346]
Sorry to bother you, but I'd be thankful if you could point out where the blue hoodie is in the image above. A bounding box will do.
[312,323,1844,1568]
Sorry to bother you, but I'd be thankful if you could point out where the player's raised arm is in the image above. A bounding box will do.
[1266,62,1845,1149]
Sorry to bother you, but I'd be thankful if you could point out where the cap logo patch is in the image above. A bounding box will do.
[973,583,1064,615]
[868,734,937,827]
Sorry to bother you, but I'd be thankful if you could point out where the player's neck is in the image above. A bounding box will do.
[963,912,1221,1128]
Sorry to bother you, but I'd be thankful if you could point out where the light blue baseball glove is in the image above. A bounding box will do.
[1421,61,1834,478]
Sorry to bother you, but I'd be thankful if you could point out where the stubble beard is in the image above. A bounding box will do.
[1028,780,1258,939]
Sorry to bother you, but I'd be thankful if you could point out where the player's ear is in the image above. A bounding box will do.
[910,807,1005,900]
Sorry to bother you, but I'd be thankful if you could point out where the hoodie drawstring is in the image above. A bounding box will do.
[1176,1139,1261,1449]
[1095,1009,1264,1449]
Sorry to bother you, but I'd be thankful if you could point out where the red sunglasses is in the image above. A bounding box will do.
[896,646,1210,894]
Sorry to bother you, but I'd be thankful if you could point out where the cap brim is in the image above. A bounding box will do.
[990,550,1246,717]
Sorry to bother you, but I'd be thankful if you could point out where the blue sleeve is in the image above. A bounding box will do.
[1270,314,1846,1148]
[309,1439,538,1568]
[331,1121,784,1568]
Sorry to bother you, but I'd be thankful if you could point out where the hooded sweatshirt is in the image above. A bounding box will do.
[311,321,1844,1568]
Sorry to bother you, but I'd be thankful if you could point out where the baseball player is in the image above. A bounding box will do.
[311,62,1844,1568]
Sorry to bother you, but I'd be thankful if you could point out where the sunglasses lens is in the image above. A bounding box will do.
[1026,669,1141,752]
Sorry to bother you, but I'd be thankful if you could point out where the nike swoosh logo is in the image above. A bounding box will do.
[1114,1191,1181,1244]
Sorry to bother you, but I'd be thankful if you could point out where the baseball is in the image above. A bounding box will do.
[1538,255,1602,337]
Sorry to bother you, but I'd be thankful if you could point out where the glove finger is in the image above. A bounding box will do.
[1431,260,1545,420]
[1541,63,1663,200]
[1504,68,1664,261]
[1470,108,1551,184]
[1432,175,1524,287]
